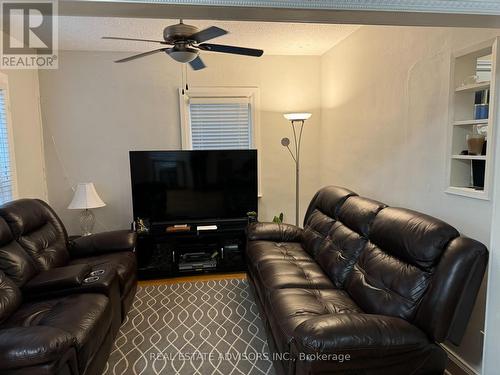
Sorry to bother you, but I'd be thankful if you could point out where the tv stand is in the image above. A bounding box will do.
[136,218,249,280]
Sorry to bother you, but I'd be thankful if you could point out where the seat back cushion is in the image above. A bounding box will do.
[302,186,356,257]
[0,199,69,271]
[0,218,37,287]
[345,207,459,321]
[314,196,386,287]
[0,271,21,324]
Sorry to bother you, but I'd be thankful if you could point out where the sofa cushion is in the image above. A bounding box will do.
[293,313,429,354]
[301,186,355,257]
[369,207,459,271]
[315,221,368,288]
[345,242,432,320]
[0,199,69,271]
[69,251,137,295]
[247,222,303,243]
[69,230,137,258]
[0,271,21,324]
[303,186,356,224]
[302,210,335,257]
[246,240,313,268]
[258,259,334,290]
[337,196,386,237]
[255,260,334,304]
[267,288,361,353]
[0,219,37,287]
[3,293,111,374]
[0,326,75,370]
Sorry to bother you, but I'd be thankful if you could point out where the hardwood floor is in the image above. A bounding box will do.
[138,272,247,286]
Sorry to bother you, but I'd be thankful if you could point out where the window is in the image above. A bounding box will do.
[179,87,261,195]
[0,74,16,204]
[179,87,260,151]
[189,98,251,150]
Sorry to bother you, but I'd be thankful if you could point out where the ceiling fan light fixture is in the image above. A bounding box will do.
[169,49,199,63]
[104,21,263,70]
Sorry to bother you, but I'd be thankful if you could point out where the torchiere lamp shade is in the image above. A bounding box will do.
[283,113,312,121]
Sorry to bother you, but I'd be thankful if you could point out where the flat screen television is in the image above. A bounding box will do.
[129,150,258,222]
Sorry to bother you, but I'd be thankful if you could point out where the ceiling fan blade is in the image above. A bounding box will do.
[189,56,206,70]
[114,48,169,63]
[198,43,263,57]
[189,26,227,43]
[102,36,167,44]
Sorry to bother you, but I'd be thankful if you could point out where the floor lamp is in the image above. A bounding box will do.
[281,112,312,226]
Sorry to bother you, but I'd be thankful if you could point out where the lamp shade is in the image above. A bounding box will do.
[68,183,106,210]
[283,113,312,121]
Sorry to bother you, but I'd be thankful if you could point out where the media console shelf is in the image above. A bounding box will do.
[136,218,248,280]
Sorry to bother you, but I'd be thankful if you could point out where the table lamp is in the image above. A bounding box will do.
[68,182,106,236]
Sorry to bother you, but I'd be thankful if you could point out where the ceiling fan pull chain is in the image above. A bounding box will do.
[181,64,185,95]
[185,63,189,92]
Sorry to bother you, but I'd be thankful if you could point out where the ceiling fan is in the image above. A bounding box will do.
[102,20,264,70]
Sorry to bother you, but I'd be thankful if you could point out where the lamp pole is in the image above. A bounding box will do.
[282,113,311,226]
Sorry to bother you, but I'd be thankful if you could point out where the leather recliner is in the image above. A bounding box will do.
[0,217,116,375]
[246,186,488,375]
[0,198,137,320]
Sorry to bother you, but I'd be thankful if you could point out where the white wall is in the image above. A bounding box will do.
[37,26,499,372]
[38,52,322,234]
[1,69,47,200]
[319,26,500,372]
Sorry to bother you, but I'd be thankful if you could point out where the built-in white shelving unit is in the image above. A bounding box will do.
[446,38,499,200]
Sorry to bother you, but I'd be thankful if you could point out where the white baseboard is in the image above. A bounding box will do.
[442,344,479,375]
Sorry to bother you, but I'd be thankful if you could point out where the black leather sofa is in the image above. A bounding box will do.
[247,186,488,375]
[0,199,138,375]
[0,199,137,319]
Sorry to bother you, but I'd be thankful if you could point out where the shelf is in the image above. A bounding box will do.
[455,81,490,92]
[453,119,489,126]
[452,155,487,160]
[446,186,489,200]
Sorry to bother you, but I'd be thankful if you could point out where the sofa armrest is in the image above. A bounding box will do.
[69,230,137,258]
[23,264,91,295]
[0,326,75,370]
[293,313,429,355]
[247,222,303,242]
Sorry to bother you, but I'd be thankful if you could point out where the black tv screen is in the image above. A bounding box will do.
[129,150,258,222]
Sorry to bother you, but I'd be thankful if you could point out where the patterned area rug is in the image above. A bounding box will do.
[103,279,275,375]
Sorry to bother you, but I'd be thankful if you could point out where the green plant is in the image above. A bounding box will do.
[272,212,284,224]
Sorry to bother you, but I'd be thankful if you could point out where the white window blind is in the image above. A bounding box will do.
[0,89,12,204]
[188,97,252,150]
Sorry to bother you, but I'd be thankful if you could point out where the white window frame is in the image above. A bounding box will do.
[179,86,262,196]
[0,73,18,202]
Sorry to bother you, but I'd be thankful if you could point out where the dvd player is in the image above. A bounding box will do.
[178,252,217,272]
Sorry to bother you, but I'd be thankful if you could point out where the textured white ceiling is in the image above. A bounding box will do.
[58,17,360,56]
